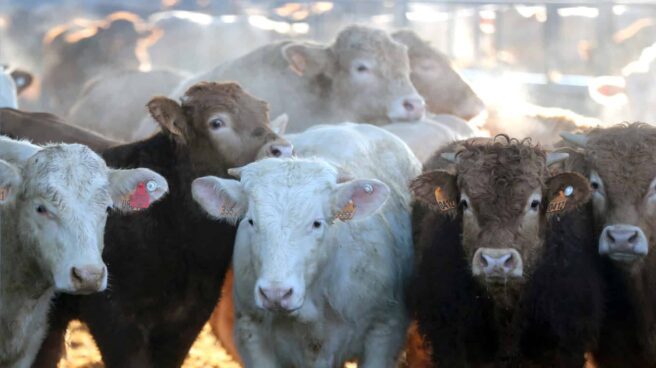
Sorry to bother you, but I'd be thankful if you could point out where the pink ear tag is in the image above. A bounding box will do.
[128,182,151,209]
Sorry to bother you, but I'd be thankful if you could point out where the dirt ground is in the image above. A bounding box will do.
[57,321,241,368]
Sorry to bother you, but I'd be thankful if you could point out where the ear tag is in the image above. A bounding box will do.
[434,186,456,212]
[564,185,574,197]
[0,187,8,201]
[335,200,356,222]
[126,182,151,210]
[547,190,567,213]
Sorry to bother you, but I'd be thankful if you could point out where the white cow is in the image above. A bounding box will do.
[193,123,420,368]
[0,66,18,109]
[0,137,168,368]
[382,114,477,163]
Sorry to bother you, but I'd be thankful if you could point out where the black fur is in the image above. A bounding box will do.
[34,133,235,367]
[410,204,604,367]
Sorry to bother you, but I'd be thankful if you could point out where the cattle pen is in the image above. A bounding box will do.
[2,0,656,367]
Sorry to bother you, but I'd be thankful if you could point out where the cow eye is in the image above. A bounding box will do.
[312,220,323,229]
[209,118,225,130]
[591,181,599,190]
[106,206,112,213]
[356,64,369,73]
[460,199,469,210]
[530,199,541,210]
[36,205,48,215]
[247,218,254,226]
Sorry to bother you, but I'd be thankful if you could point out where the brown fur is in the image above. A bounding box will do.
[392,30,484,120]
[572,123,656,367]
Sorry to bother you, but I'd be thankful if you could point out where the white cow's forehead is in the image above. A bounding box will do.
[240,158,338,216]
[22,145,110,201]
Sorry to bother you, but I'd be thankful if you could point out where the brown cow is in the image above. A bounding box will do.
[410,137,603,366]
[40,12,148,115]
[391,30,485,121]
[561,123,656,367]
[0,108,119,151]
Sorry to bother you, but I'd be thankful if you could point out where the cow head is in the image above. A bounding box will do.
[0,137,167,294]
[561,124,656,267]
[412,138,590,299]
[147,82,293,170]
[392,30,485,121]
[192,158,389,313]
[282,25,425,123]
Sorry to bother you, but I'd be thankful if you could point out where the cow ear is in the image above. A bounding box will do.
[410,170,459,215]
[10,70,33,95]
[282,43,332,77]
[544,172,591,216]
[270,113,288,135]
[147,97,188,142]
[0,136,41,164]
[108,168,169,212]
[192,176,246,223]
[0,159,21,204]
[331,179,390,222]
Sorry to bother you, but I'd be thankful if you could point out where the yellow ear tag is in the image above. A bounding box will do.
[434,186,456,212]
[0,187,8,201]
[335,200,356,221]
[547,190,567,213]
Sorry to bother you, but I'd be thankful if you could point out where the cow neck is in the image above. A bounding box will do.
[0,207,51,299]
[616,251,656,331]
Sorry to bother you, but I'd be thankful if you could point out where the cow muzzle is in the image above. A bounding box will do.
[254,280,303,313]
[472,248,523,281]
[70,264,107,294]
[599,224,648,263]
[388,94,426,122]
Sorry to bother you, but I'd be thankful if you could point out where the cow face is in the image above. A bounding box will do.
[148,82,293,169]
[391,30,485,121]
[282,25,425,123]
[412,140,590,296]
[192,158,389,313]
[0,137,167,294]
[562,124,656,267]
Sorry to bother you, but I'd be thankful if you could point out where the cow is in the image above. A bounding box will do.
[391,30,485,121]
[133,25,425,139]
[33,82,293,368]
[382,114,477,164]
[410,137,603,366]
[560,123,656,367]
[0,136,167,368]
[40,11,149,115]
[192,123,420,367]
[0,108,119,151]
[66,69,189,142]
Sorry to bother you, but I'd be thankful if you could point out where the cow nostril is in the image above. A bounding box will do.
[71,268,83,283]
[607,231,616,243]
[504,255,515,268]
[271,148,282,157]
[282,288,293,300]
[403,100,415,112]
[629,231,639,243]
[479,255,488,268]
[258,287,269,301]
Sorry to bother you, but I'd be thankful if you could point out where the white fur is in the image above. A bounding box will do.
[194,123,420,367]
[0,67,18,109]
[0,137,168,367]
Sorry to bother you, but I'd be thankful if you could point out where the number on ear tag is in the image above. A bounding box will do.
[434,186,456,212]
[335,200,356,222]
[547,190,567,213]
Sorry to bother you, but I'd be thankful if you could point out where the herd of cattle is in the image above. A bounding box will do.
[0,14,655,368]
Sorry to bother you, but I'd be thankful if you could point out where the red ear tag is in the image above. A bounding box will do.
[128,182,151,210]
